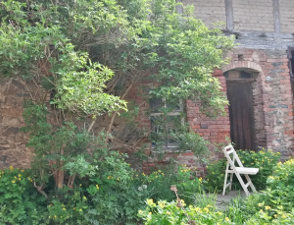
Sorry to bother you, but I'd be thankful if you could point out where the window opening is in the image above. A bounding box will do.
[149,98,184,150]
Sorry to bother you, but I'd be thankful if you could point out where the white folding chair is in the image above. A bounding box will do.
[222,144,259,196]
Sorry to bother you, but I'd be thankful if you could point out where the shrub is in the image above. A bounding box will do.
[138,199,232,225]
[0,153,205,225]
[204,149,280,192]
[0,167,48,224]
[204,159,226,192]
[140,193,294,225]
[176,132,210,162]
[264,158,294,211]
[80,148,139,225]
[237,149,280,190]
[225,193,263,224]
[225,193,294,225]
[82,163,204,224]
[47,193,89,225]
[140,165,204,206]
[224,159,294,224]
[246,208,294,225]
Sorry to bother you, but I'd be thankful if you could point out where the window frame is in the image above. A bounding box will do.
[149,98,185,151]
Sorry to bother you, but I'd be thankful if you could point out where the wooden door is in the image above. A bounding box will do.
[227,81,256,150]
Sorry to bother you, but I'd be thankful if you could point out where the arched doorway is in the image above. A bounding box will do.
[225,70,257,150]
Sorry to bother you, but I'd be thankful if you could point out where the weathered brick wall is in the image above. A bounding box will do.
[280,0,294,33]
[0,78,33,169]
[186,70,230,146]
[182,0,226,28]
[223,49,294,158]
[232,0,274,32]
[182,0,294,34]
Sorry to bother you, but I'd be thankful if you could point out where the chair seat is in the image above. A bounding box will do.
[235,167,259,175]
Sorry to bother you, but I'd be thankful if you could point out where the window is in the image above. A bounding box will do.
[149,97,184,150]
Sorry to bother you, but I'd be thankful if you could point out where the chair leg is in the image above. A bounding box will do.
[235,173,250,196]
[222,163,229,196]
[222,172,228,196]
[244,175,257,193]
[229,173,233,191]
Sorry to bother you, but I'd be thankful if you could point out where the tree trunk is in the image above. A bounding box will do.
[56,144,65,189]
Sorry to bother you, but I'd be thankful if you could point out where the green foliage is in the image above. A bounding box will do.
[0,160,205,224]
[81,163,204,224]
[204,149,280,192]
[225,193,294,225]
[225,194,262,224]
[2,159,294,225]
[237,149,280,190]
[0,167,47,225]
[142,1,234,115]
[138,165,204,206]
[246,208,294,225]
[53,46,127,116]
[0,1,235,223]
[204,159,226,192]
[23,103,90,186]
[140,171,294,225]
[224,159,294,224]
[139,199,232,225]
[1,0,234,188]
[176,131,210,161]
[0,0,127,115]
[47,191,89,224]
[264,158,294,211]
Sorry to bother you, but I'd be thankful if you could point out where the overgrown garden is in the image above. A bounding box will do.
[0,0,293,224]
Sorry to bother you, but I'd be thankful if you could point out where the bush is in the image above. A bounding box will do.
[0,167,48,224]
[237,149,280,190]
[246,208,294,225]
[78,148,139,225]
[140,165,204,206]
[204,159,226,192]
[264,158,294,211]
[225,193,264,224]
[47,192,89,225]
[225,191,294,224]
[176,132,210,162]
[224,158,294,224]
[0,152,205,225]
[204,149,280,192]
[139,199,232,225]
[52,162,204,225]
[140,191,294,225]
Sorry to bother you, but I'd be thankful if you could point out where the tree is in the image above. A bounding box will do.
[0,0,234,192]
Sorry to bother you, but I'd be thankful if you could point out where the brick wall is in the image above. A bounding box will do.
[182,0,294,34]
[186,70,230,146]
[0,79,33,169]
[280,0,294,33]
[232,0,274,32]
[182,0,226,28]
[223,49,294,158]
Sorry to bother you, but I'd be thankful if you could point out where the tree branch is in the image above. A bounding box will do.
[106,78,136,135]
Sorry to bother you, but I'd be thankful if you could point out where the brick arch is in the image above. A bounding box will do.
[222,61,262,73]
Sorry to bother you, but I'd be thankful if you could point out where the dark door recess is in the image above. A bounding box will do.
[227,81,256,150]
[288,48,294,98]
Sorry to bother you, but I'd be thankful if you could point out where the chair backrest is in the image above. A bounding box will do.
[223,144,243,169]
